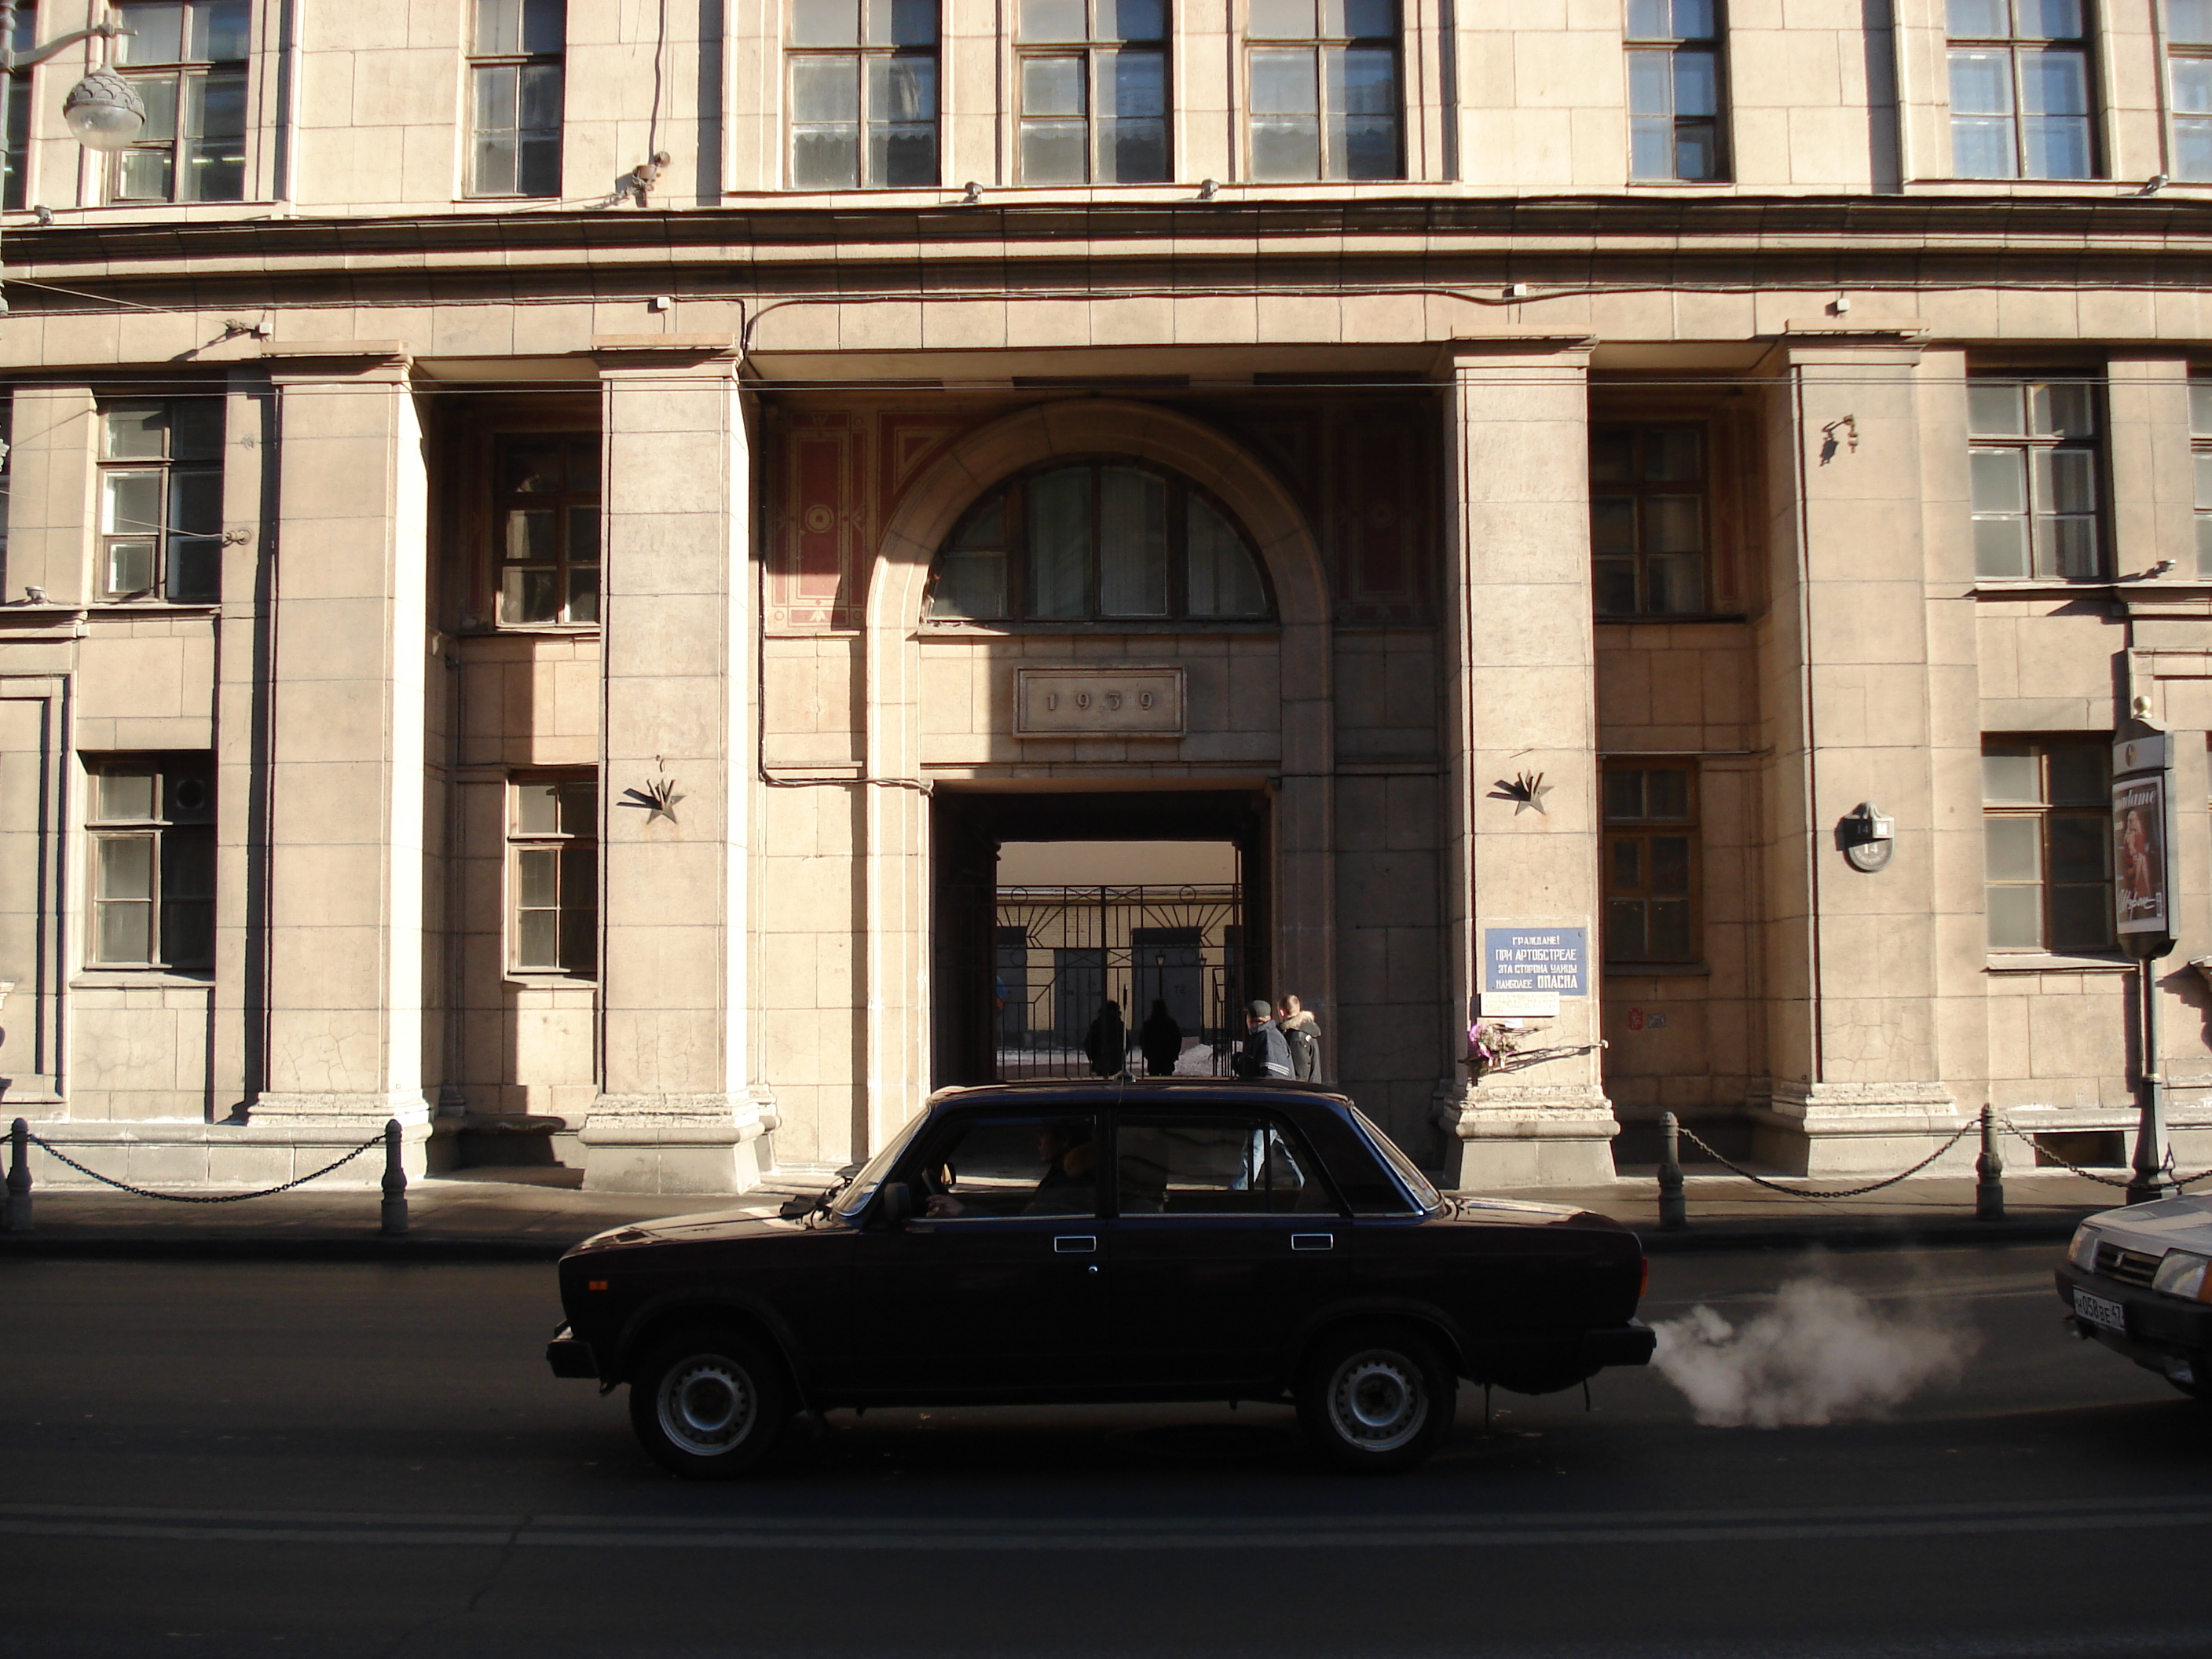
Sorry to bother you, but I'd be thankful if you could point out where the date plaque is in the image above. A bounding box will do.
[1014,667,1185,737]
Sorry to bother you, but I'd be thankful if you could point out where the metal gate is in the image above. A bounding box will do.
[991,884,1243,1080]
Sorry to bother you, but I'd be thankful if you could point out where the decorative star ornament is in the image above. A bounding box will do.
[621,760,687,826]
[1487,771,1551,815]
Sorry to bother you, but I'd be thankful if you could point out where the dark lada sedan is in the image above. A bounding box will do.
[546,1082,1656,1477]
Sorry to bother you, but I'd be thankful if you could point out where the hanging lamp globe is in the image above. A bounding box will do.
[61,69,145,152]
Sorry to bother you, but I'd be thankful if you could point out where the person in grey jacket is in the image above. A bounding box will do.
[1236,999,1294,1080]
[1278,994,1321,1082]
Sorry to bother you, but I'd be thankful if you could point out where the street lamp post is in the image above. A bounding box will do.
[0,0,145,217]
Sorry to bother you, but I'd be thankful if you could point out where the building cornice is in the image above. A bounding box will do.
[7,194,2212,293]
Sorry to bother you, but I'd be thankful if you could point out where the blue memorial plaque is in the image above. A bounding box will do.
[1484,928,1588,996]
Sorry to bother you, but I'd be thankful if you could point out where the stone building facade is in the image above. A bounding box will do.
[2,0,2210,1194]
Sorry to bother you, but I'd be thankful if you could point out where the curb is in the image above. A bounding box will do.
[0,1234,574,1264]
[1634,1216,2088,1254]
[0,1217,2091,1263]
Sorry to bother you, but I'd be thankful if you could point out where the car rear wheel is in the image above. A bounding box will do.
[1295,1324,1455,1474]
[628,1328,789,1479]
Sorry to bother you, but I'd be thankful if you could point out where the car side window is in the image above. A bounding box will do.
[909,1113,1100,1218]
[1115,1115,1336,1216]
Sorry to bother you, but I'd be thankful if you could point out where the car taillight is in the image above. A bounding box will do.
[1638,1256,1650,1299]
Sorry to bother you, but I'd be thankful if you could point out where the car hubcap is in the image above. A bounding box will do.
[1329,1350,1426,1452]
[657,1357,755,1456]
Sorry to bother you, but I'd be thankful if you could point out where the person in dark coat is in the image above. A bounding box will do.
[1139,998,1183,1076]
[1083,999,1127,1079]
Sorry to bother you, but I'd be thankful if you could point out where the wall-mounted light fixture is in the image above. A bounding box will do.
[1837,802,1895,872]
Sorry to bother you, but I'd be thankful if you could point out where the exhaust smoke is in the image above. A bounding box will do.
[1650,1276,1976,1427]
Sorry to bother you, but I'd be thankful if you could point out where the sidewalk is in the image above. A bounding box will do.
[0,1161,2132,1261]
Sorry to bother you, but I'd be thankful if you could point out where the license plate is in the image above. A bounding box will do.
[2074,1288,2127,1334]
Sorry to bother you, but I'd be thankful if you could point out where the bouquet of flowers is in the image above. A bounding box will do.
[1467,1020,1525,1076]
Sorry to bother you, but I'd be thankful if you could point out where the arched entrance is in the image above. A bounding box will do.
[861,401,1336,1141]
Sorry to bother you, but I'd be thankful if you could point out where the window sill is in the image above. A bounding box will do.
[1604,961,1710,977]
[918,619,1278,635]
[71,969,215,989]
[86,600,221,614]
[504,972,597,990]
[1595,613,1749,625]
[456,624,602,639]
[1984,952,2136,973]
[1970,579,2120,598]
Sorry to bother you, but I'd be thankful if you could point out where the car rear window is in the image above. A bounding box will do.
[1350,1107,1445,1213]
[1116,1113,1340,1216]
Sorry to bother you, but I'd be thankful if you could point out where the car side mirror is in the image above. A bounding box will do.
[877,1181,913,1228]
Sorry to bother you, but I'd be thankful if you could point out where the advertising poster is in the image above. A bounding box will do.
[2113,773,2169,938]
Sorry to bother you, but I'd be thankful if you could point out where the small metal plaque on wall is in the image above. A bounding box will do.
[1014,667,1186,737]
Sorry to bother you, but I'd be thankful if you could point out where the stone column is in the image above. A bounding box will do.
[1749,327,1965,1175]
[247,344,434,1174]
[1432,339,1620,1188]
[580,337,764,1193]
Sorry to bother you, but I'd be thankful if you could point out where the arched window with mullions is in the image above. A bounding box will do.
[927,461,1273,622]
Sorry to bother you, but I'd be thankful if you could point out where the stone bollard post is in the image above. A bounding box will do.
[5,1117,30,1233]
[1976,1104,2005,1223]
[1657,1111,1687,1231]
[380,1119,408,1237]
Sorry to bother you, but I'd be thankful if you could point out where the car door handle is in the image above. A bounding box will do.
[1053,1235,1098,1253]
[1291,1234,1335,1251]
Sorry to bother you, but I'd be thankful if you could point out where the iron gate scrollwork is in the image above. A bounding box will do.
[991,884,1243,1080]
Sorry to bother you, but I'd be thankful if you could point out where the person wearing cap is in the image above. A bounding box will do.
[1236,998,1295,1081]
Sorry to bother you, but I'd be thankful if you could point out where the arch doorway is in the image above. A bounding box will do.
[931,789,1272,1088]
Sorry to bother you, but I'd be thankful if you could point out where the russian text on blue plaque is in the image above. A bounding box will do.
[1483,928,1588,996]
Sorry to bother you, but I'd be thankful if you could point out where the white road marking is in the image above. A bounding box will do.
[2,1492,2209,1551]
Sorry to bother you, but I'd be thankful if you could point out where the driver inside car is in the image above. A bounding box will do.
[924,1119,1096,1218]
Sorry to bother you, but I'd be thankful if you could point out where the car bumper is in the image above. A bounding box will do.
[2053,1264,2212,1380]
[546,1324,599,1379]
[1580,1320,1657,1368]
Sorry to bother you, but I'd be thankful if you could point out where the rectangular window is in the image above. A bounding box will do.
[493,434,599,625]
[2192,380,2212,576]
[86,753,214,971]
[1968,379,2101,580]
[3,5,33,212]
[1116,1114,1326,1214]
[1590,424,1708,616]
[470,0,564,196]
[111,0,248,203]
[1625,0,1724,181]
[0,394,13,588]
[1602,763,1699,965]
[1247,0,1400,182]
[510,774,596,976]
[2170,0,2212,178]
[1983,736,2111,952]
[788,0,939,189]
[97,400,224,602]
[1018,0,1168,184]
[910,1112,1099,1218]
[1946,0,2093,179]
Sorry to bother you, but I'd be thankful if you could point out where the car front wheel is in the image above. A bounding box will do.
[628,1328,790,1479]
[1295,1324,1455,1474]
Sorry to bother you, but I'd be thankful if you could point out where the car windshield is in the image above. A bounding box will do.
[1350,1106,1445,1214]
[832,1111,930,1220]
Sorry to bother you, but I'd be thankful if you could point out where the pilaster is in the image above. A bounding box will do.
[1431,338,1620,1188]
[247,344,434,1173]
[1748,328,1964,1175]
[581,336,764,1194]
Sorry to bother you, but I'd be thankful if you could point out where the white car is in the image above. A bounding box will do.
[2058,1196,2212,1398]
